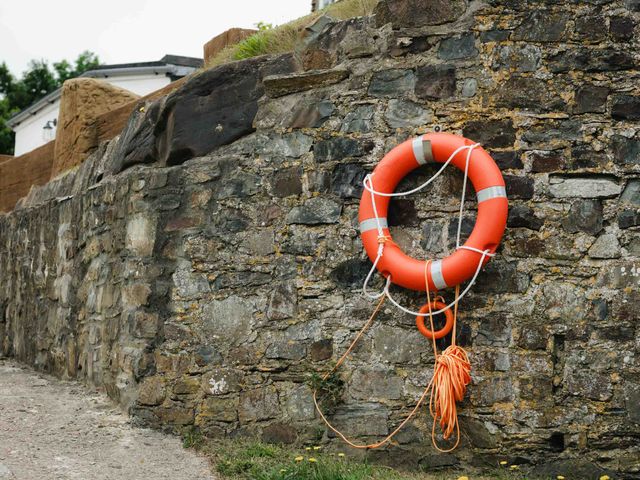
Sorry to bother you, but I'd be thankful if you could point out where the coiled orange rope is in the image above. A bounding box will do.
[424,260,471,451]
[312,260,471,451]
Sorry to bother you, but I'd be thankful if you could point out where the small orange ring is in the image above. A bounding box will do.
[415,301,454,340]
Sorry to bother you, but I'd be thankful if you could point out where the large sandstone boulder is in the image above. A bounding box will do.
[203,28,257,64]
[52,78,139,179]
[0,142,54,212]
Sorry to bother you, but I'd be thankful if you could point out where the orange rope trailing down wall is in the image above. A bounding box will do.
[312,279,470,451]
[313,133,507,452]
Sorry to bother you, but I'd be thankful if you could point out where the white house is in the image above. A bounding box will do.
[7,55,202,156]
[311,0,338,10]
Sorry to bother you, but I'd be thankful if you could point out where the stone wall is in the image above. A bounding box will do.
[1,0,639,477]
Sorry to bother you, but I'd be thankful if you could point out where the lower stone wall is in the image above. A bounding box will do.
[1,130,638,478]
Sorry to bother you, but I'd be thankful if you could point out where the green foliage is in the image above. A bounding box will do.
[181,426,205,450]
[199,437,540,480]
[255,21,274,31]
[54,51,100,84]
[0,51,100,154]
[234,31,272,60]
[307,369,344,413]
[209,440,410,480]
[251,458,375,480]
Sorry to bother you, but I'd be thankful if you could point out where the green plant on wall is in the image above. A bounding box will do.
[307,369,345,414]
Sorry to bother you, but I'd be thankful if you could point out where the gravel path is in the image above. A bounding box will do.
[0,358,216,480]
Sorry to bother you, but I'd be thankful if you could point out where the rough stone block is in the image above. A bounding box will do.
[574,84,609,114]
[374,0,467,28]
[289,100,334,128]
[621,179,640,205]
[507,205,543,230]
[562,199,603,235]
[463,119,515,148]
[197,397,238,424]
[611,135,640,166]
[612,94,640,120]
[495,76,565,111]
[529,150,565,173]
[492,44,540,72]
[125,214,157,256]
[137,376,167,406]
[588,233,621,259]
[314,137,373,162]
[264,68,349,98]
[285,197,342,224]
[610,16,635,41]
[513,11,569,42]
[368,69,415,97]
[415,65,456,100]
[438,34,478,60]
[618,209,640,229]
[549,175,621,198]
[52,78,139,178]
[238,386,280,422]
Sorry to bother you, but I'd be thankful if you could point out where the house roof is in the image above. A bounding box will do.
[7,55,202,129]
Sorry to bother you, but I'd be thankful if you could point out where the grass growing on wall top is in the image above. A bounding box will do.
[206,0,379,68]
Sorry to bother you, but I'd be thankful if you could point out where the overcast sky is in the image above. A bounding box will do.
[0,0,312,76]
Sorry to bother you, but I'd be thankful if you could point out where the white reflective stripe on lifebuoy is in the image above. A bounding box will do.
[359,217,388,233]
[430,259,448,289]
[476,185,507,203]
[412,137,433,165]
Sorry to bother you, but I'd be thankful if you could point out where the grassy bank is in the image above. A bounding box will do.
[182,431,534,480]
[206,0,379,68]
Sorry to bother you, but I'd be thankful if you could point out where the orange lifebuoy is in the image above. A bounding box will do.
[358,132,508,292]
[416,300,454,339]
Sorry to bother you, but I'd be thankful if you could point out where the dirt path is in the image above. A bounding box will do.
[0,358,215,480]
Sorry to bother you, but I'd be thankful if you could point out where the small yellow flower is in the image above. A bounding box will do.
[600,476,610,480]
[313,446,321,450]
[294,456,303,462]
[305,447,312,451]
[510,465,520,470]
[280,469,287,473]
[309,457,317,463]
[557,476,565,480]
[338,453,346,457]
[500,461,508,466]
[458,477,470,480]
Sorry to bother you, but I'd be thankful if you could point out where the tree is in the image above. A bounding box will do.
[0,51,100,155]
[54,51,100,85]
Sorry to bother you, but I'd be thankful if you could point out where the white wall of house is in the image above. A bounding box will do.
[13,102,60,157]
[92,73,171,97]
[12,75,172,156]
[319,0,337,9]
